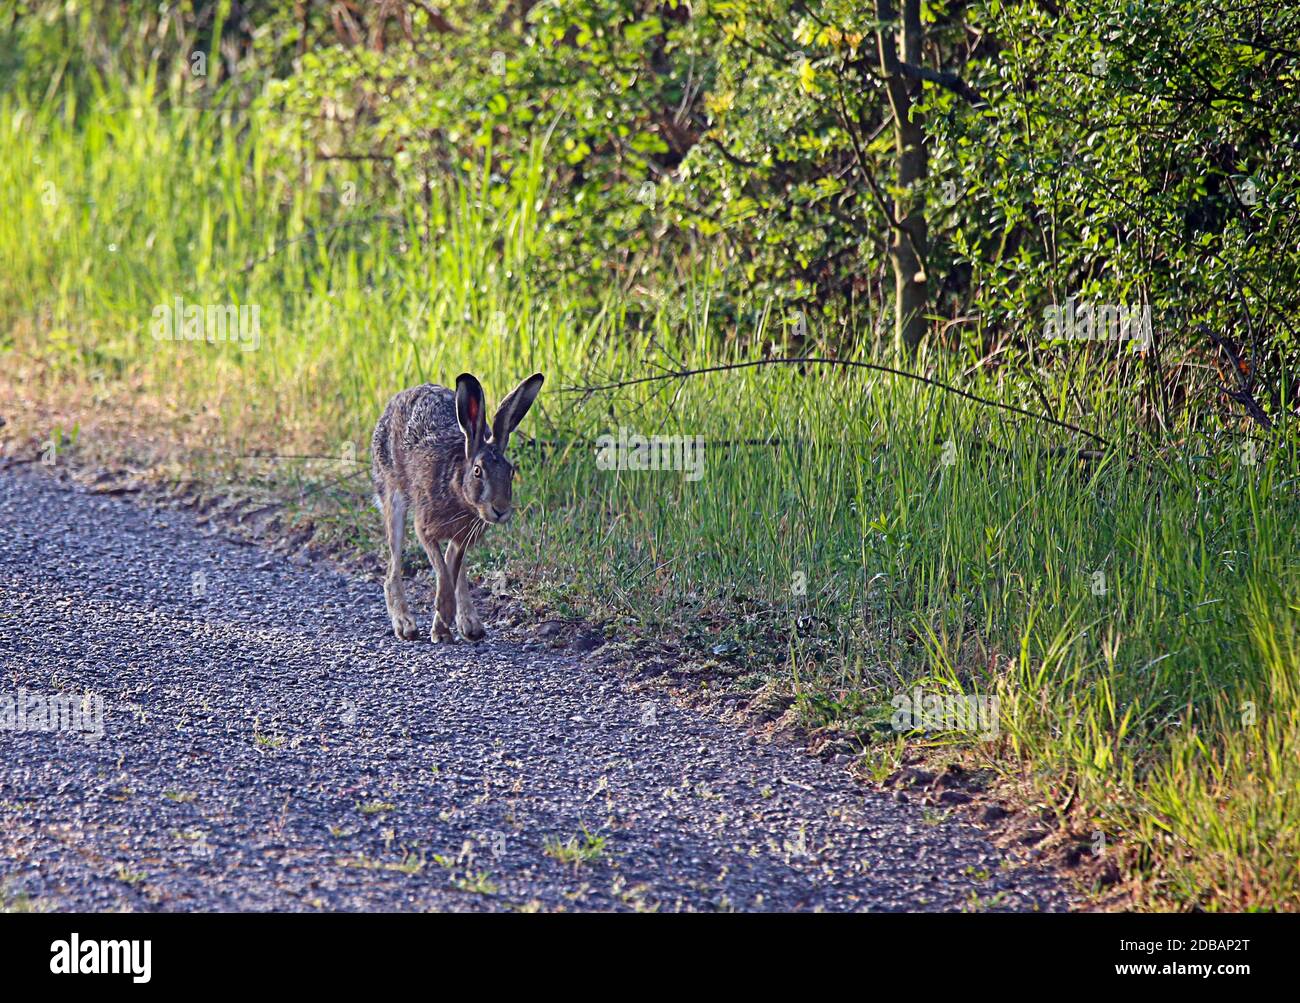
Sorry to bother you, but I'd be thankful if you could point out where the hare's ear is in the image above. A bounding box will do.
[492,373,544,450]
[455,373,488,459]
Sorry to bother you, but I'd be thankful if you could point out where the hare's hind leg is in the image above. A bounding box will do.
[412,511,456,643]
[446,539,485,641]
[380,488,420,640]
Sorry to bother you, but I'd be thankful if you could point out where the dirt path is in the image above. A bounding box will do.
[0,468,1069,911]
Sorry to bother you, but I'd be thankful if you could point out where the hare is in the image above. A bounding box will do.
[371,372,544,642]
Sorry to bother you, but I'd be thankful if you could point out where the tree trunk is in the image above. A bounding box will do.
[876,0,929,353]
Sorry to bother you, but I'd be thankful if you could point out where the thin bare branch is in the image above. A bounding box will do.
[562,357,1116,449]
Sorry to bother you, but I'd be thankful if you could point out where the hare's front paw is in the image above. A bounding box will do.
[390,610,420,641]
[456,612,486,642]
[431,613,456,644]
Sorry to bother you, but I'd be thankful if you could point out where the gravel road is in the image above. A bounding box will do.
[0,467,1069,911]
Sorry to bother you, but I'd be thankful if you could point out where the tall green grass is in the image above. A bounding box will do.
[2,80,1298,910]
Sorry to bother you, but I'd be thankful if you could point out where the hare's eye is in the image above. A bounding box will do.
[473,465,483,478]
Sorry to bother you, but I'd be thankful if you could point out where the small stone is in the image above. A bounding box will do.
[887,767,934,789]
[570,632,605,654]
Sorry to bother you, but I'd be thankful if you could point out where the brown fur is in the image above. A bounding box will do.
[371,373,543,642]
